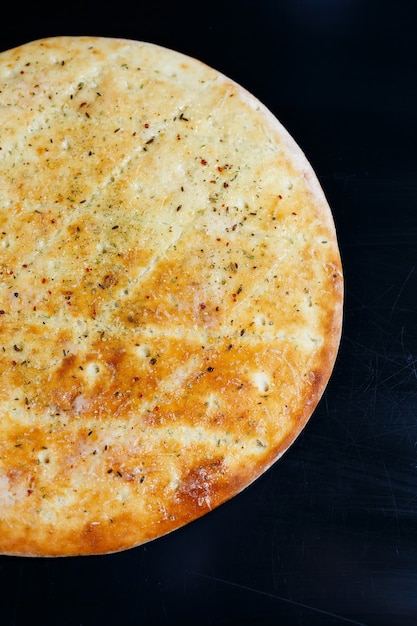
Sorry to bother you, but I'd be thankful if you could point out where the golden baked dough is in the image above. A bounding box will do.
[0,36,343,556]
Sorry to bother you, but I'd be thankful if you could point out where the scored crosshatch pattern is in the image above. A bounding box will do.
[0,36,342,555]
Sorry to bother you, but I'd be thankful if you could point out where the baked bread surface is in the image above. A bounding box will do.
[0,36,343,555]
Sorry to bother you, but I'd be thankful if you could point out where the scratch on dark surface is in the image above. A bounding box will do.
[12,561,24,626]
[344,328,417,397]
[389,265,415,322]
[188,571,369,625]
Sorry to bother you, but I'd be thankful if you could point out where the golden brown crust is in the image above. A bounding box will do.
[0,36,343,556]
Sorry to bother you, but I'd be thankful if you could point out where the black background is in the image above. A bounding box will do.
[1,1,417,625]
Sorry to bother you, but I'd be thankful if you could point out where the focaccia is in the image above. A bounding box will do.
[0,36,343,555]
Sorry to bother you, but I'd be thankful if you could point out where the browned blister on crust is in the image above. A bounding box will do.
[0,36,343,556]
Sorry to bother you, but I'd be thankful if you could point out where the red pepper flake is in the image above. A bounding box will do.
[199,303,206,310]
[223,182,229,188]
[292,212,297,215]
[217,166,223,172]
[144,123,149,128]
[200,159,207,165]
[27,489,33,496]
[177,134,181,140]
[0,310,4,315]
[41,278,47,284]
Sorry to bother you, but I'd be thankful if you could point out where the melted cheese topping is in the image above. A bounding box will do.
[0,37,343,555]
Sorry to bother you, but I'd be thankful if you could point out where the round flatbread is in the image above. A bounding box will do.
[0,36,343,556]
